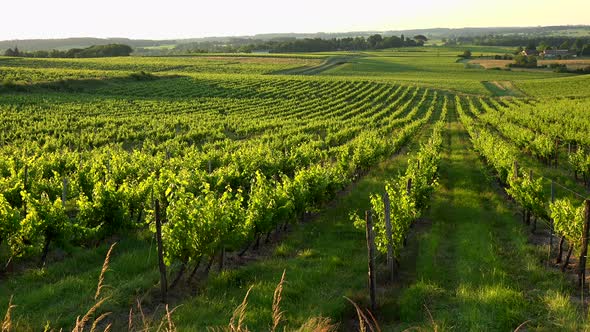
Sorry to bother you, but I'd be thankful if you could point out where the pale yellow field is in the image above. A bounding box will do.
[470,58,590,69]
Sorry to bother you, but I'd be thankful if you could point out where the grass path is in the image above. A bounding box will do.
[481,81,525,97]
[271,56,351,75]
[384,104,583,331]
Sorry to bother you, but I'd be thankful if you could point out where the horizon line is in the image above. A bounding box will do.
[1,24,589,42]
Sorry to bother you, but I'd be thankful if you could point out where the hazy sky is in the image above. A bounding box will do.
[2,0,589,40]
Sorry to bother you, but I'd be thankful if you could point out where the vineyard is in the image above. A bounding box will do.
[1,48,590,330]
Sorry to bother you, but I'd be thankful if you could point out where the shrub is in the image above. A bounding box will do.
[510,55,537,68]
[458,50,472,58]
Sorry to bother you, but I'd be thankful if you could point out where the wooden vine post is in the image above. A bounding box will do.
[405,178,413,246]
[218,246,225,272]
[365,210,377,313]
[383,192,395,282]
[23,164,28,216]
[528,170,533,229]
[579,200,590,298]
[554,139,559,168]
[547,180,555,266]
[155,199,168,303]
[513,161,518,180]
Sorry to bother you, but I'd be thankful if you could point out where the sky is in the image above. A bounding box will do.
[2,0,589,40]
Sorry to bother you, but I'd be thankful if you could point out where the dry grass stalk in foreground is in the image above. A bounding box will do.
[294,317,338,332]
[271,270,286,332]
[421,304,438,332]
[206,285,253,332]
[72,296,111,332]
[208,271,338,332]
[127,299,181,332]
[2,253,341,332]
[71,242,118,332]
[229,285,253,332]
[89,311,112,332]
[155,304,177,332]
[344,297,380,332]
[2,296,14,332]
[96,243,117,300]
[0,261,113,332]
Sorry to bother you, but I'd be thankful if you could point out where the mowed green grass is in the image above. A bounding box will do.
[383,106,582,331]
[0,235,160,329]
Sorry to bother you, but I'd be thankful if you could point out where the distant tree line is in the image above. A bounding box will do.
[3,44,133,58]
[446,35,590,56]
[173,34,428,53]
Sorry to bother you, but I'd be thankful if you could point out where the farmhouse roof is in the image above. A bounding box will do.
[542,49,571,55]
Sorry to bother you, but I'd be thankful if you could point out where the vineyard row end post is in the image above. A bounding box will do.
[383,192,395,282]
[155,199,168,303]
[579,200,590,301]
[365,210,377,313]
[547,180,555,266]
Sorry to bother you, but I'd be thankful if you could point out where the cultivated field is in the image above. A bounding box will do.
[470,58,590,70]
[1,45,590,331]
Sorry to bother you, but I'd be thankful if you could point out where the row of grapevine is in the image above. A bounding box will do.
[153,91,439,275]
[493,97,590,147]
[473,97,555,163]
[0,78,438,273]
[353,96,447,262]
[474,97,590,183]
[569,148,590,187]
[0,56,324,77]
[457,95,589,278]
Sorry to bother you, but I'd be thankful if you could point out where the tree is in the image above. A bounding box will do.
[66,48,84,58]
[381,36,403,48]
[582,45,590,56]
[573,38,584,51]
[414,35,428,43]
[4,48,15,56]
[367,34,383,49]
[49,49,64,58]
[559,40,570,50]
[526,41,537,51]
[513,55,537,68]
[538,41,550,51]
[32,50,49,58]
[461,50,472,58]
